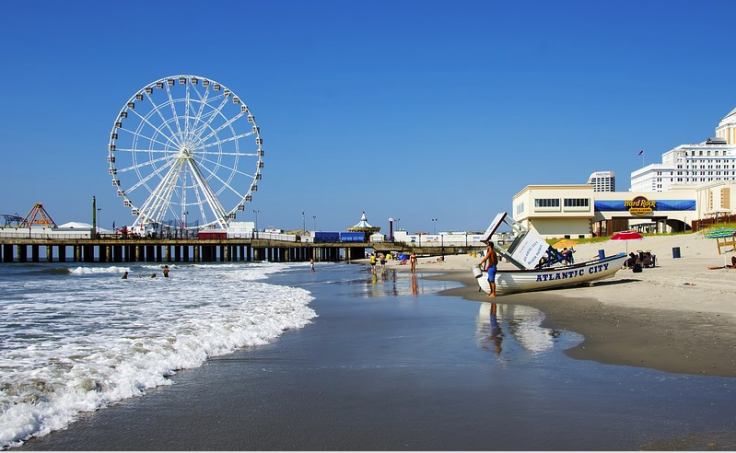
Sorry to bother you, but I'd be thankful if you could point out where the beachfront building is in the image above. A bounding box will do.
[511,181,736,239]
[630,107,736,192]
[587,171,615,192]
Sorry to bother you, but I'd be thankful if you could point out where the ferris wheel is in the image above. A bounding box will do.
[107,75,264,231]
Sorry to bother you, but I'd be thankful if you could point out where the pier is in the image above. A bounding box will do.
[0,237,477,264]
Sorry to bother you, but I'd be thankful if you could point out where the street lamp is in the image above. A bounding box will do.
[97,207,102,235]
[432,218,438,235]
[396,218,401,231]
[302,210,306,234]
[252,210,260,235]
[183,211,189,238]
[313,215,317,231]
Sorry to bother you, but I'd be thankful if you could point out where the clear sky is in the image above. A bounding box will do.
[1,0,735,235]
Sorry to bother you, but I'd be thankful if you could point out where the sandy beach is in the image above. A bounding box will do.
[377,231,736,379]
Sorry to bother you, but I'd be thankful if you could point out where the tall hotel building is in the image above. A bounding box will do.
[630,108,736,192]
[587,171,615,192]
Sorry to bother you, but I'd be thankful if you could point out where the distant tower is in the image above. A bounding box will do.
[587,171,615,192]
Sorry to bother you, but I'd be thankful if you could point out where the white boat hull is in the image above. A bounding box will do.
[473,253,628,295]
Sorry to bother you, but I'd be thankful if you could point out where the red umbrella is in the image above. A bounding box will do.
[611,231,644,241]
[610,230,644,253]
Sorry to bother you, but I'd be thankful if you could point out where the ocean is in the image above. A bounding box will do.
[4,261,736,450]
[0,261,316,449]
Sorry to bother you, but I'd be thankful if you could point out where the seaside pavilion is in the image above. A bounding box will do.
[347,212,381,235]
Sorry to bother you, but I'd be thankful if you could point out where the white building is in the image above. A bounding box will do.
[587,171,616,192]
[631,108,736,192]
[511,181,736,239]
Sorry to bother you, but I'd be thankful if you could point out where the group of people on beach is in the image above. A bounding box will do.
[624,251,655,271]
[369,251,418,273]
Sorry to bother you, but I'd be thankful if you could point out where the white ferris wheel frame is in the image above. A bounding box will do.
[107,75,264,231]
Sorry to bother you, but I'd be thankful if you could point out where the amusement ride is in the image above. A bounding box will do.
[107,75,264,232]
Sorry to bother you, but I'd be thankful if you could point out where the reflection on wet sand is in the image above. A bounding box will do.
[488,303,503,354]
[363,269,440,298]
[477,302,565,356]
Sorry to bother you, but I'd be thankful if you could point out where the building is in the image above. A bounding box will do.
[512,181,736,239]
[631,108,736,192]
[587,171,616,192]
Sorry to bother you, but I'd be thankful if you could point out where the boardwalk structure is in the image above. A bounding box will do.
[0,235,480,264]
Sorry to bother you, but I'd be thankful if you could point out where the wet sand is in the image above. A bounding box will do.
[408,230,736,379]
[438,272,736,378]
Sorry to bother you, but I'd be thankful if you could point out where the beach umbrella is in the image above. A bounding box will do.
[704,228,736,239]
[552,239,577,250]
[610,230,644,253]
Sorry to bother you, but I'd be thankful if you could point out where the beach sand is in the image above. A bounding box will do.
[382,231,736,378]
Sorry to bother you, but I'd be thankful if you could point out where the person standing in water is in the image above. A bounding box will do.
[479,241,498,297]
[163,265,169,278]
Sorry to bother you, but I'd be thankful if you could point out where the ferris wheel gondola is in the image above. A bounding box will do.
[107,75,264,231]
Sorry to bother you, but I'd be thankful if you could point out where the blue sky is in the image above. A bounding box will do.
[1,0,734,234]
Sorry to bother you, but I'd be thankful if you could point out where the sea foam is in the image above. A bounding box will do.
[0,262,315,449]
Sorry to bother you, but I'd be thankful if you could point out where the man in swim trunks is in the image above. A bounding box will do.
[478,241,498,297]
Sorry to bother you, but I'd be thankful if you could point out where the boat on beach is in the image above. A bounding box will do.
[472,213,627,295]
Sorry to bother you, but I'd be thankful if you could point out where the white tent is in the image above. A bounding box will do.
[57,222,93,229]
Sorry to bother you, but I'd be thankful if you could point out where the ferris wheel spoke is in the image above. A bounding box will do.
[197,111,247,144]
[143,160,186,223]
[128,102,180,148]
[115,146,173,155]
[190,97,231,143]
[164,83,185,142]
[186,159,229,227]
[183,82,192,137]
[187,86,211,136]
[115,153,173,174]
[123,158,176,195]
[200,130,255,149]
[194,157,252,200]
[198,154,254,180]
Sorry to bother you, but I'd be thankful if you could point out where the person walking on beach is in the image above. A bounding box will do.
[380,253,386,271]
[479,241,498,297]
[410,251,417,273]
[370,254,377,274]
[310,258,315,272]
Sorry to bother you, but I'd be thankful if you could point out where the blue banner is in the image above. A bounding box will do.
[594,200,695,212]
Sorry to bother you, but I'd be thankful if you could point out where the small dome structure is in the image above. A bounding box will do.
[347,211,380,233]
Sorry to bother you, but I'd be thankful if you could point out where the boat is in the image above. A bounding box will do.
[471,213,627,295]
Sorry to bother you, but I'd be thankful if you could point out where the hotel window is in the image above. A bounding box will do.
[534,198,560,208]
[563,198,589,207]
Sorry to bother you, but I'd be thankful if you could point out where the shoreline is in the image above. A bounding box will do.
[435,270,736,378]
[369,231,736,379]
